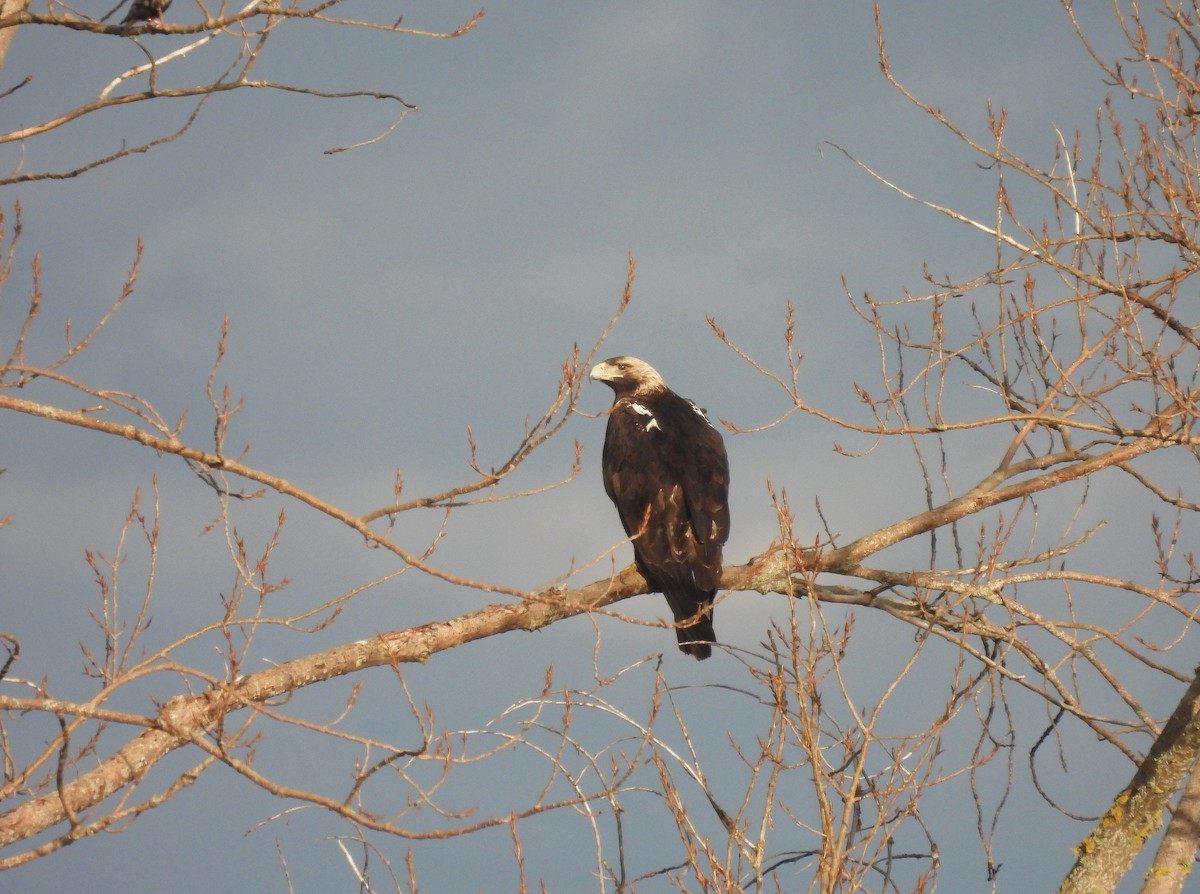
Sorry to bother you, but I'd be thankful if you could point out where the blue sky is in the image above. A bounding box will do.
[0,2,1181,891]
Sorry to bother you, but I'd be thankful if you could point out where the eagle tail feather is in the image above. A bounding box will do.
[676,621,715,660]
[666,588,716,660]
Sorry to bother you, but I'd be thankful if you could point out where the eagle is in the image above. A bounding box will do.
[590,356,730,659]
[122,0,171,28]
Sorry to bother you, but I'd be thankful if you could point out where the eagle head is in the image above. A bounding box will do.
[589,356,666,398]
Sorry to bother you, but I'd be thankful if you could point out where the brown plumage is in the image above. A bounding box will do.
[590,356,730,659]
[122,0,171,27]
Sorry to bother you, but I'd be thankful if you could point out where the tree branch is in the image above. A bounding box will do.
[1059,667,1200,894]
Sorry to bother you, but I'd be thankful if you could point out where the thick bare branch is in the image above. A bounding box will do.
[1059,668,1200,894]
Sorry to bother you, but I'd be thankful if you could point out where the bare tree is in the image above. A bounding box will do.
[2,1,1199,892]
[0,0,483,183]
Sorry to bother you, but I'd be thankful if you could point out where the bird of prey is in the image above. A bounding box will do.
[590,356,730,659]
[122,0,171,28]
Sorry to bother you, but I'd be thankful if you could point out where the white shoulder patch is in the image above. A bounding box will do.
[627,401,661,433]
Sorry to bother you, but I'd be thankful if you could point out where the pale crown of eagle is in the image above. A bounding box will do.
[590,356,730,659]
